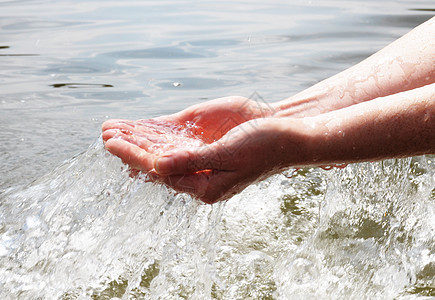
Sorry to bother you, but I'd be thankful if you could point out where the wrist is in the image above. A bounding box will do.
[274,117,317,169]
[272,86,337,119]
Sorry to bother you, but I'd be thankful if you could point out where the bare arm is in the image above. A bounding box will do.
[140,83,434,203]
[282,83,435,168]
[273,17,435,118]
[102,18,435,203]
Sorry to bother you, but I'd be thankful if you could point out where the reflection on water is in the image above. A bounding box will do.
[0,0,434,298]
[107,46,210,59]
[50,83,114,88]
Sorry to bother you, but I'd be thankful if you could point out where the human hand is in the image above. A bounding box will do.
[102,118,305,203]
[102,114,307,203]
[152,95,275,142]
[102,95,274,175]
[102,95,275,172]
[102,95,275,155]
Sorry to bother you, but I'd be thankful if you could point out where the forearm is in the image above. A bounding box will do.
[273,17,435,118]
[280,83,435,168]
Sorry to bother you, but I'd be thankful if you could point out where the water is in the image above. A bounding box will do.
[1,0,434,299]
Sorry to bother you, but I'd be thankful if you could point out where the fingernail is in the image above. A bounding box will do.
[155,157,175,174]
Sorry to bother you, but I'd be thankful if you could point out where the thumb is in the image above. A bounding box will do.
[154,143,232,175]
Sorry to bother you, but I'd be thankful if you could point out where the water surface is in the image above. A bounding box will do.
[0,0,434,299]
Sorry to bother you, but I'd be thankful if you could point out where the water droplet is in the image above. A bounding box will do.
[320,165,333,170]
[334,163,348,169]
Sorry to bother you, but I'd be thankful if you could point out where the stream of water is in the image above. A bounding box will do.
[1,0,434,299]
[1,141,434,299]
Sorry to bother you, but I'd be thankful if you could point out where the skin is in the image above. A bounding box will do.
[102,17,435,204]
[273,16,435,117]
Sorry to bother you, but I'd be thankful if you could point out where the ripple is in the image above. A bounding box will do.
[50,83,114,89]
[107,46,208,59]
[45,63,108,74]
[2,20,90,31]
[154,77,240,90]
[368,14,434,29]
[0,53,39,56]
[409,8,435,12]
[186,38,241,47]
[0,45,38,56]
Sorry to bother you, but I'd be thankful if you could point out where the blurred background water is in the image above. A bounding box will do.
[0,0,434,299]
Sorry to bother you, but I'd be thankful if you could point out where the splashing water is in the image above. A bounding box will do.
[130,119,205,156]
[0,136,434,299]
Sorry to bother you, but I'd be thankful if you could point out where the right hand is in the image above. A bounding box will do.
[103,117,307,204]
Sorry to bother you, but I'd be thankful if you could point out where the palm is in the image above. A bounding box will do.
[153,118,295,203]
[157,96,274,142]
[101,96,278,203]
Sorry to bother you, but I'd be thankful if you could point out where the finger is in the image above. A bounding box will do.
[153,108,192,124]
[102,120,155,136]
[103,125,172,152]
[113,132,157,150]
[159,173,209,198]
[102,129,120,142]
[158,170,240,204]
[129,168,140,178]
[102,122,136,142]
[102,128,139,142]
[105,138,156,172]
[103,119,180,140]
[102,119,134,131]
[102,129,152,148]
[154,142,236,176]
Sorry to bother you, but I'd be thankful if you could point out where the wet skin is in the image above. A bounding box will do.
[102,17,435,204]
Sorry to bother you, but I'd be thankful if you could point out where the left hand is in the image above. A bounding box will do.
[102,117,307,203]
